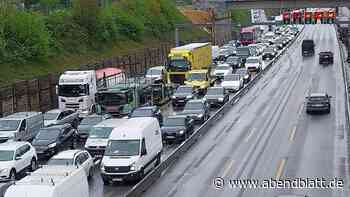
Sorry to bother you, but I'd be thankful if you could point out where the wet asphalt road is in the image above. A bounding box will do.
[140,25,350,197]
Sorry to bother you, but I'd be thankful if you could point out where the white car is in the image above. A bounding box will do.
[213,63,233,79]
[245,56,262,72]
[221,74,244,92]
[0,142,37,180]
[47,150,94,178]
[145,66,166,83]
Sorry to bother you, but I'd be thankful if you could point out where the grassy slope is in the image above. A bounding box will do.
[0,1,208,85]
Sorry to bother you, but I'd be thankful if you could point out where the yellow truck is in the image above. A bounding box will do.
[184,69,214,94]
[167,43,212,85]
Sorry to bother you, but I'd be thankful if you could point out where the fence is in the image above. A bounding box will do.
[0,43,173,117]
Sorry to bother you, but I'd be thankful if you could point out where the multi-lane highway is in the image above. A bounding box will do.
[139,25,350,197]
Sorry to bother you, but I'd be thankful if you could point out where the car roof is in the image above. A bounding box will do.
[135,106,157,111]
[0,141,28,150]
[94,119,128,128]
[309,93,327,97]
[208,86,224,90]
[189,69,208,73]
[217,63,230,67]
[3,112,42,120]
[46,109,72,114]
[166,115,188,119]
[148,66,164,71]
[247,56,259,60]
[41,124,70,130]
[51,149,84,159]
[187,99,205,104]
[178,85,192,89]
[109,117,158,139]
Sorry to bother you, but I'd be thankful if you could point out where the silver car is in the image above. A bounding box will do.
[44,109,80,128]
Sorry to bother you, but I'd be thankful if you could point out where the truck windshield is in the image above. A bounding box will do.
[0,151,14,161]
[89,127,113,139]
[96,93,127,106]
[168,59,189,71]
[58,84,89,97]
[105,140,140,156]
[240,32,253,40]
[0,120,20,131]
[187,73,206,81]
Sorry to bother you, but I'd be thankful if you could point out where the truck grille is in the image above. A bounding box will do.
[66,103,80,109]
[105,166,130,173]
[169,74,186,84]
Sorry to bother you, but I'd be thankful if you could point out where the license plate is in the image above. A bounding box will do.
[112,178,123,182]
[314,104,323,107]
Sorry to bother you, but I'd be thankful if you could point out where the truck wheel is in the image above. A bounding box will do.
[30,158,37,172]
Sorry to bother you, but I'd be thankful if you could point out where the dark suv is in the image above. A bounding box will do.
[306,93,331,114]
[179,99,210,124]
[129,106,163,125]
[171,85,197,108]
[302,39,315,57]
[161,115,194,143]
[319,51,334,65]
[32,124,76,158]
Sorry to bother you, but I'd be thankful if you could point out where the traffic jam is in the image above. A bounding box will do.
[0,24,301,196]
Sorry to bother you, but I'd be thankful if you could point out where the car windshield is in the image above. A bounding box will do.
[58,84,89,97]
[105,140,140,156]
[224,75,241,81]
[246,58,259,63]
[80,117,102,125]
[164,117,185,127]
[146,69,162,76]
[47,158,74,166]
[207,88,224,95]
[185,102,203,110]
[176,86,192,94]
[0,151,14,161]
[36,129,61,140]
[226,57,239,62]
[44,113,59,120]
[216,66,230,71]
[187,73,206,81]
[89,127,113,139]
[0,120,20,131]
[131,109,153,117]
[96,92,127,106]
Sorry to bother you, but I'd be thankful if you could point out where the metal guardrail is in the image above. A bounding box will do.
[125,26,305,197]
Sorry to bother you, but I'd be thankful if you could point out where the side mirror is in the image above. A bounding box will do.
[141,148,147,156]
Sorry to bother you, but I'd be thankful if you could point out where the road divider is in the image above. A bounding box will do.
[125,26,305,197]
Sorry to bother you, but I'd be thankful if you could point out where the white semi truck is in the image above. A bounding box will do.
[57,68,125,117]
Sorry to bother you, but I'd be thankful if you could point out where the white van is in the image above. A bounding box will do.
[4,165,88,197]
[84,119,128,158]
[100,117,163,184]
[0,112,44,142]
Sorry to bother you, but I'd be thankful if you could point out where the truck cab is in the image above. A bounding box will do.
[184,70,212,95]
[58,71,97,117]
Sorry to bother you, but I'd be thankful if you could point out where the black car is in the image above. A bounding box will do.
[262,47,277,60]
[225,56,242,69]
[32,124,76,158]
[306,93,331,114]
[161,115,194,143]
[77,113,112,139]
[235,68,251,83]
[129,106,163,125]
[179,99,210,124]
[204,87,229,107]
[302,39,315,57]
[171,85,197,108]
[319,51,334,65]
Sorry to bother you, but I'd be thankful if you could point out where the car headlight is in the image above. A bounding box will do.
[197,114,203,118]
[179,130,185,135]
[218,97,224,101]
[130,162,136,171]
[100,163,105,171]
[48,142,57,148]
[171,96,176,99]
[186,95,193,99]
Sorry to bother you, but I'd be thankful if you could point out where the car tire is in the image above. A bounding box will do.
[102,178,111,185]
[9,169,16,181]
[30,158,37,172]
[155,153,161,166]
